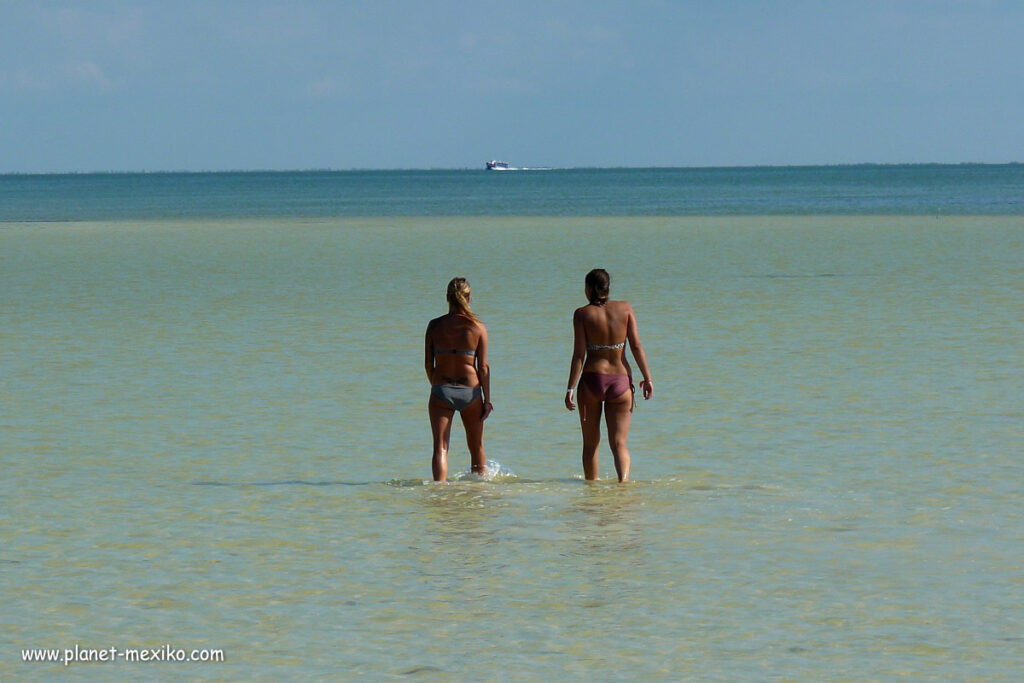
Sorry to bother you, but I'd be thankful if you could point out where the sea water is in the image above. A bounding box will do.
[2,168,1023,680]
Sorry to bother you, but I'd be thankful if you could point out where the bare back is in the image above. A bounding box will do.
[425,313,487,386]
[574,300,636,375]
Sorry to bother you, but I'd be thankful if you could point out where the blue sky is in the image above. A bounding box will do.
[2,1,1023,172]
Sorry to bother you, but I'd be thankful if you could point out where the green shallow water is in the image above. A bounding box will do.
[3,216,1023,679]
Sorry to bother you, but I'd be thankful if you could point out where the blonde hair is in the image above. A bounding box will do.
[446,277,479,321]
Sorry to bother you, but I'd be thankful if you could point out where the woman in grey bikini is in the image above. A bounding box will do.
[425,277,493,482]
[565,269,653,482]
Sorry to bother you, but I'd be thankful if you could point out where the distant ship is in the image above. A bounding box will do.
[485,160,510,170]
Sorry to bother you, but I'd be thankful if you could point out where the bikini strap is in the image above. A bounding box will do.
[434,348,476,356]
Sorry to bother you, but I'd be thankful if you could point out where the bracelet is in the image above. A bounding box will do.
[565,388,574,395]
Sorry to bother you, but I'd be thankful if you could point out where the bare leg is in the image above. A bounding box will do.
[429,397,455,482]
[460,397,487,475]
[604,391,633,482]
[577,385,603,480]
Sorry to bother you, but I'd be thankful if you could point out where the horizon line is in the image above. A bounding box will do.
[2,160,1021,177]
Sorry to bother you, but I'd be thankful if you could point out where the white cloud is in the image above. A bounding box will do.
[64,61,114,91]
[0,62,117,94]
[51,7,144,46]
[306,77,337,99]
[0,68,45,91]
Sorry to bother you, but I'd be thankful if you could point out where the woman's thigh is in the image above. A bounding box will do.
[577,389,604,443]
[459,396,486,441]
[429,397,454,444]
[603,391,632,442]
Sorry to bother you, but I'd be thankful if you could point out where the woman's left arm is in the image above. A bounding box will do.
[626,305,654,400]
[476,325,493,420]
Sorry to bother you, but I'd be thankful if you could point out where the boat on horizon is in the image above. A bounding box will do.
[485,160,510,170]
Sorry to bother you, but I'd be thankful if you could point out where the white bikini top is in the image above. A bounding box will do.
[586,341,625,351]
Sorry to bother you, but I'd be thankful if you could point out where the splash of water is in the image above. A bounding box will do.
[451,459,517,482]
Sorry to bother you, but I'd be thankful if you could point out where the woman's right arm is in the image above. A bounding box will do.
[565,309,587,411]
[626,305,654,400]
[424,322,435,382]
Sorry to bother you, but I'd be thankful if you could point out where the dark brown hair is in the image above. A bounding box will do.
[585,268,610,305]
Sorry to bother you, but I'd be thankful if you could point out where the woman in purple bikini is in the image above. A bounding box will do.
[425,277,493,482]
[565,269,653,482]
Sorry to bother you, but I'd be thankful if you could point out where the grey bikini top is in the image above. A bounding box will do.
[434,348,476,357]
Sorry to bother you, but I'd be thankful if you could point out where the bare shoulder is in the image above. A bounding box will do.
[610,300,635,316]
[573,305,595,323]
[426,315,445,333]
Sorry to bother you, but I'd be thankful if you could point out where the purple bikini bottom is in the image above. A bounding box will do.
[579,372,631,402]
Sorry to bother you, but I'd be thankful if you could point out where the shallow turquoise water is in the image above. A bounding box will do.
[3,216,1022,679]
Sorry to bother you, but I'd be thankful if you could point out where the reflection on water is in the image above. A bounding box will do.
[412,482,509,601]
[420,483,506,531]
[565,483,644,557]
[560,484,647,609]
